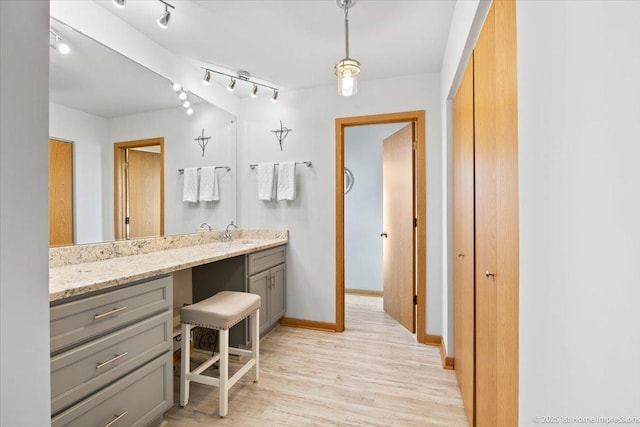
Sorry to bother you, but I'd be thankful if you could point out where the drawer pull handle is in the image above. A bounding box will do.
[94,306,128,320]
[104,411,128,427]
[96,352,129,370]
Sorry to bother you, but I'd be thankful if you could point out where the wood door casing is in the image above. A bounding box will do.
[49,138,74,246]
[114,138,164,241]
[382,123,415,333]
[453,53,475,425]
[128,149,161,239]
[473,1,519,425]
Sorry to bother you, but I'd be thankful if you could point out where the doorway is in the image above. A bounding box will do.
[335,111,426,343]
[114,137,165,240]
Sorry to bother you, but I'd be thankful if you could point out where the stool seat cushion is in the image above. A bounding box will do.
[181,291,261,330]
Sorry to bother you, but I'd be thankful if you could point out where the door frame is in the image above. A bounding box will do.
[335,110,426,343]
[114,137,165,240]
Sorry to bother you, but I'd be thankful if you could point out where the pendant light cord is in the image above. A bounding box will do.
[344,5,350,59]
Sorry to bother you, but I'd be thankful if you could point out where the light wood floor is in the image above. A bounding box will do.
[162,294,469,426]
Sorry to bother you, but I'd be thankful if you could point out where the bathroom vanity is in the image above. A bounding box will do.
[48,230,287,426]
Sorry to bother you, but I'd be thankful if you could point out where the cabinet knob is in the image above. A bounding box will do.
[457,253,465,258]
[485,270,495,278]
[380,232,388,238]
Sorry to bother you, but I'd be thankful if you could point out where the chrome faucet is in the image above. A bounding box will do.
[199,222,212,232]
[222,221,238,241]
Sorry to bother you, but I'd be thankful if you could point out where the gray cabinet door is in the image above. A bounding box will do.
[248,270,270,335]
[269,263,286,325]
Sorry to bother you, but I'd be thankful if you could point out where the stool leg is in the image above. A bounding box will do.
[180,323,191,407]
[219,328,229,418]
[252,308,260,382]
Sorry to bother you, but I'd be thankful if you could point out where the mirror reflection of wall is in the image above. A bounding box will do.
[49,19,237,246]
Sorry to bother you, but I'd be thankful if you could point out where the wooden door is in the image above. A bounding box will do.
[128,149,161,239]
[49,138,74,246]
[473,1,519,425]
[453,53,475,425]
[382,123,415,332]
[114,138,164,241]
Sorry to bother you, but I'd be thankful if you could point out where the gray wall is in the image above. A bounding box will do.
[344,123,406,292]
[237,73,443,336]
[517,1,640,420]
[0,1,51,424]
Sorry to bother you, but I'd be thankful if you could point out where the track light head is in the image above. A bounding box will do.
[251,84,258,98]
[158,6,171,28]
[271,90,279,103]
[202,70,211,85]
[186,108,194,115]
[50,31,70,55]
[227,78,237,92]
[178,91,187,100]
[183,101,191,108]
[112,0,126,8]
[172,82,181,91]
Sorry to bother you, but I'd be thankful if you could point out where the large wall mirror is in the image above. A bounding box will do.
[49,18,237,246]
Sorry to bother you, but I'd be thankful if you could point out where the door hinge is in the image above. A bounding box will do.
[413,295,418,305]
[413,218,418,227]
[412,141,417,150]
[125,217,130,225]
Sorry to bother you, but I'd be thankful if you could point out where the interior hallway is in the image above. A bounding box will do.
[163,294,468,426]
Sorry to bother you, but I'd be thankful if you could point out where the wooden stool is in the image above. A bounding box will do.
[180,291,261,417]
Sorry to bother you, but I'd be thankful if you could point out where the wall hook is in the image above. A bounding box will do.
[194,128,211,157]
[271,120,292,151]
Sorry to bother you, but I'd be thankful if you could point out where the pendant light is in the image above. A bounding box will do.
[334,0,360,97]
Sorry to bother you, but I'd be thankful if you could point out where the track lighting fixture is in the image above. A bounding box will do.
[170,82,194,115]
[334,0,360,97]
[202,70,211,85]
[112,0,126,8]
[157,1,175,29]
[200,67,280,101]
[227,78,237,92]
[49,30,70,55]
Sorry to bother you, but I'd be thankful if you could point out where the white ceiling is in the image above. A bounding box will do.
[94,0,456,91]
[51,1,455,116]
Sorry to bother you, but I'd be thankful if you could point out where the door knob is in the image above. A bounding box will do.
[457,253,465,258]
[380,232,388,238]
[485,270,495,278]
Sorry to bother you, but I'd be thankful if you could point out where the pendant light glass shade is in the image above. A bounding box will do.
[335,59,360,97]
[335,0,359,97]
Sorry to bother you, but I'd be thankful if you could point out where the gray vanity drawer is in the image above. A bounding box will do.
[51,310,172,415]
[248,246,286,276]
[50,276,172,353]
[51,353,172,427]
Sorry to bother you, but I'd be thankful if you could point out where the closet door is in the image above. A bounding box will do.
[473,1,519,426]
[453,53,475,425]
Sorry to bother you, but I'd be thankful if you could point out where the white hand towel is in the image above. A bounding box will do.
[199,167,219,202]
[258,163,276,201]
[277,162,296,201]
[183,168,199,203]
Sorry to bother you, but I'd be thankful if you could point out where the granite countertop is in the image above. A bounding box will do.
[49,230,288,302]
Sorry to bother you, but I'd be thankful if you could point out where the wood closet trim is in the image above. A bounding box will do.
[335,111,426,343]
